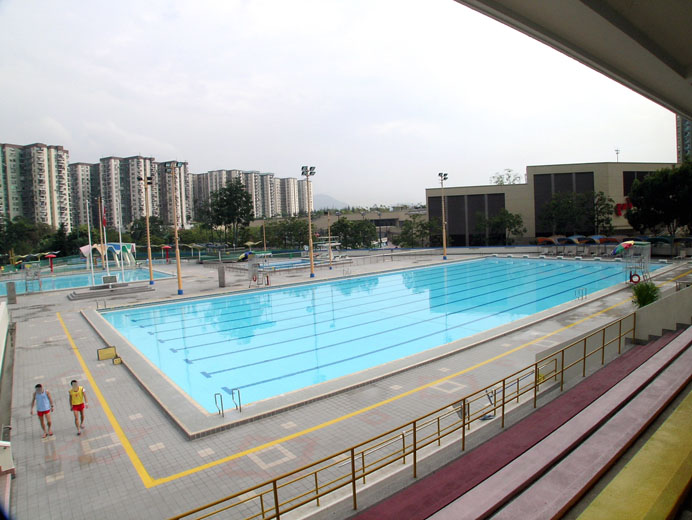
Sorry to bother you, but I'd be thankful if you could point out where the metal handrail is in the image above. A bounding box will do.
[171,312,636,520]
[214,393,224,418]
[231,388,242,413]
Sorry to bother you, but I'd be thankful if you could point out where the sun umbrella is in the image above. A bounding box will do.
[46,254,56,273]
[611,240,635,256]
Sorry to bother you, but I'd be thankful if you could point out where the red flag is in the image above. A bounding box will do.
[102,206,107,228]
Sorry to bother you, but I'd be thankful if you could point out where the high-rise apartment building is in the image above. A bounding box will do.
[98,157,124,229]
[0,144,24,222]
[157,161,192,229]
[297,178,311,215]
[120,156,159,224]
[69,162,99,228]
[190,170,308,219]
[677,115,692,163]
[191,169,242,207]
[0,142,72,231]
[259,173,278,218]
[277,177,299,217]
[241,171,262,219]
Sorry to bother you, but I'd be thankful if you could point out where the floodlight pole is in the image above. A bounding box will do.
[138,174,155,284]
[302,166,316,278]
[327,211,333,269]
[439,172,448,260]
[168,162,184,295]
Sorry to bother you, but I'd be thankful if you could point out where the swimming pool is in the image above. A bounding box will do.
[102,258,654,412]
[0,269,170,295]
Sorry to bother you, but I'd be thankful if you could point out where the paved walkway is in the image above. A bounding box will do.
[4,254,691,519]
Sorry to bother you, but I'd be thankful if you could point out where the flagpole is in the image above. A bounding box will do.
[97,196,105,271]
[118,206,125,282]
[86,199,95,286]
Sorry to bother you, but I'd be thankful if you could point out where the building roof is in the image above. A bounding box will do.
[454,0,692,119]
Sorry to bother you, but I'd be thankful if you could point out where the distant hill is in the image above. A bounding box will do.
[313,193,348,210]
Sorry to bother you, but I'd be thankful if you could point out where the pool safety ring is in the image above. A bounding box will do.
[630,272,641,284]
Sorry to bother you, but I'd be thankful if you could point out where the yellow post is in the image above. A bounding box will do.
[439,172,448,260]
[302,166,316,278]
[327,211,333,270]
[169,162,183,295]
[144,177,154,285]
[263,220,267,252]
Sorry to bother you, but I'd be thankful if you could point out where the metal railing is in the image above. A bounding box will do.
[171,313,636,520]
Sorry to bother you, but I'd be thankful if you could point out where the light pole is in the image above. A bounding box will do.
[301,166,316,278]
[377,211,382,248]
[166,161,184,295]
[137,174,155,285]
[439,172,448,260]
[326,211,333,270]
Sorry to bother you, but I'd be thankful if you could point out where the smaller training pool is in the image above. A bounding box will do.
[0,269,170,295]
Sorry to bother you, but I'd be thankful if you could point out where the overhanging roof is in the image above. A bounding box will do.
[454,0,692,119]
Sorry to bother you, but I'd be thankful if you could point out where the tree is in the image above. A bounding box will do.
[476,209,526,245]
[1,217,55,256]
[352,219,377,248]
[626,161,692,237]
[587,191,615,236]
[129,217,169,245]
[490,168,522,185]
[539,191,612,236]
[395,215,436,248]
[330,217,376,248]
[194,200,217,242]
[210,179,254,246]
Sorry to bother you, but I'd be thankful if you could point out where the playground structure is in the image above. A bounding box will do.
[80,243,137,269]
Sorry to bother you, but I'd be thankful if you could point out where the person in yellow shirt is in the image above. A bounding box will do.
[68,380,88,435]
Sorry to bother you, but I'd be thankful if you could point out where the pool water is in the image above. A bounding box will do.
[0,269,170,295]
[102,258,654,412]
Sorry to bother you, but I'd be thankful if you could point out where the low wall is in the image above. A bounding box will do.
[535,286,692,387]
[634,285,692,341]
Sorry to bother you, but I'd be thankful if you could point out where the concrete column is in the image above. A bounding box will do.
[6,283,16,305]
[218,265,226,288]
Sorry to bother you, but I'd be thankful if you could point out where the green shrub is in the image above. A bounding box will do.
[631,281,661,308]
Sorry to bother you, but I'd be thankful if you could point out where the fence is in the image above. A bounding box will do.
[172,313,637,520]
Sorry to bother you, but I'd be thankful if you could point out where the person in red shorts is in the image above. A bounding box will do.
[68,379,88,435]
[30,383,54,438]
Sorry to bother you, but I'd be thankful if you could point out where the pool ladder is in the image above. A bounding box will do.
[214,393,224,418]
[231,388,242,413]
[575,287,587,301]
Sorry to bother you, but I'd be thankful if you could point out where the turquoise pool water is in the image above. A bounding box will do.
[0,269,170,295]
[102,258,654,412]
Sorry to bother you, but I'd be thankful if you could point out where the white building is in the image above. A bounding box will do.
[277,177,299,217]
[0,143,72,231]
[69,162,99,228]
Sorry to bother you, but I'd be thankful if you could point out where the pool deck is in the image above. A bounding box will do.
[4,254,692,519]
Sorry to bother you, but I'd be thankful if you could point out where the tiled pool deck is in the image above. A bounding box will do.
[4,254,690,519]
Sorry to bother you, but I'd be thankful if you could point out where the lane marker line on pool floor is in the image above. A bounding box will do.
[56,267,692,488]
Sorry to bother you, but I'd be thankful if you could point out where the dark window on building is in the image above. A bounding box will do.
[467,194,485,246]
[575,172,594,193]
[447,195,466,247]
[622,171,652,196]
[553,173,572,193]
[447,195,466,239]
[534,174,552,236]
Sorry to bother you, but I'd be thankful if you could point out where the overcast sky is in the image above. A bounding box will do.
[0,0,677,207]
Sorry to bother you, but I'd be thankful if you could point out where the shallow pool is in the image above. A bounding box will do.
[102,258,653,412]
[0,269,170,295]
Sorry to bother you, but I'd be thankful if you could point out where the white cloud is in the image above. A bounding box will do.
[0,0,676,206]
